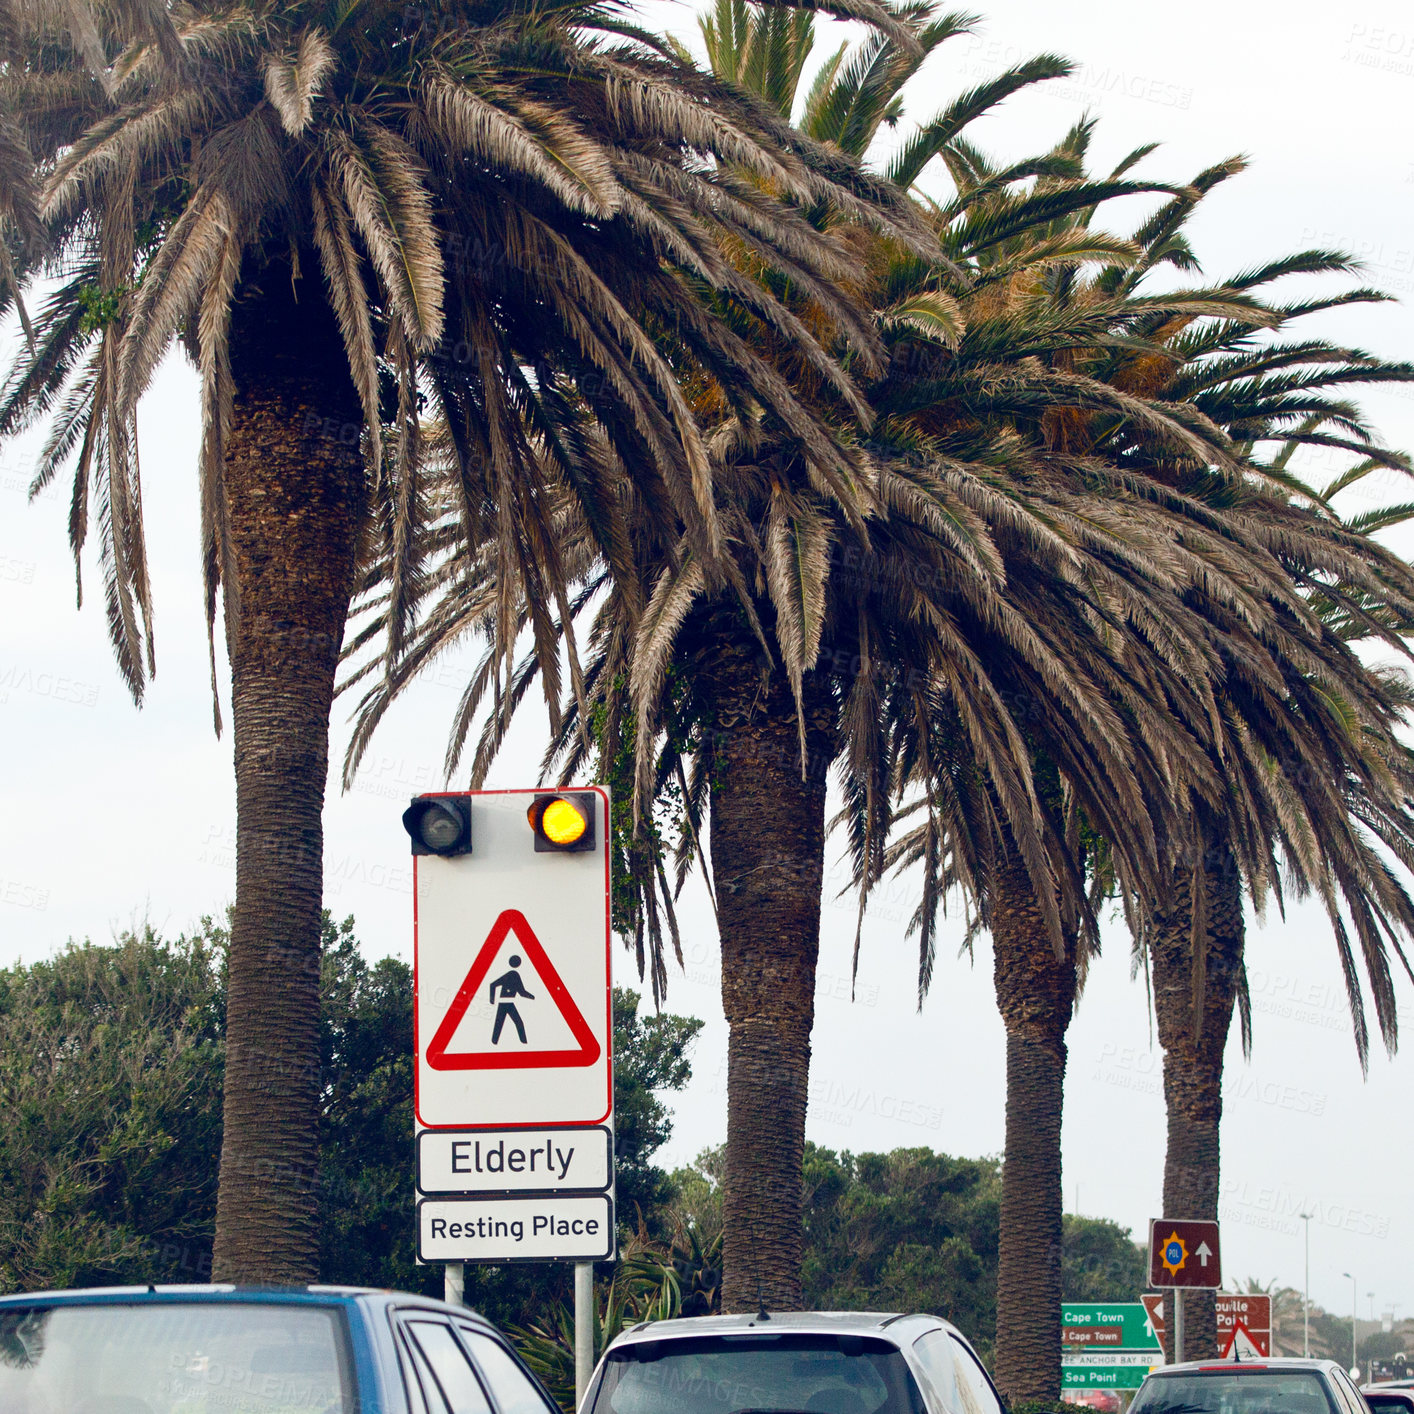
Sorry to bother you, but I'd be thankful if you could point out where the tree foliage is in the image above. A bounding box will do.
[0,916,699,1318]
[664,1144,1145,1365]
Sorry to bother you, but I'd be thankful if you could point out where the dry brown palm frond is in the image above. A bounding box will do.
[262,27,335,138]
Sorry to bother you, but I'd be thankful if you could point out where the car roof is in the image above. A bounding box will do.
[1151,1358,1345,1374]
[0,1284,494,1326]
[610,1312,946,1344]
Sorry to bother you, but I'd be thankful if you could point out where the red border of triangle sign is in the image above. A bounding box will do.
[425,908,601,1071]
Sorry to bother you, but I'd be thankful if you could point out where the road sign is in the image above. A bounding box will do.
[1063,1303,1162,1353]
[413,789,612,1130]
[418,1195,615,1262]
[1142,1293,1270,1357]
[1062,1368,1150,1391]
[1223,1322,1263,1360]
[1148,1219,1222,1288]
[425,910,601,1071]
[417,1127,614,1196]
[1062,1303,1164,1393]
[1219,1295,1271,1357]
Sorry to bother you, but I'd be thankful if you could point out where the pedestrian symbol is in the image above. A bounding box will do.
[489,955,535,1044]
[425,909,600,1071]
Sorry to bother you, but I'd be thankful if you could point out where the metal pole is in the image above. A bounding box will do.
[1343,1272,1357,1373]
[1175,1289,1185,1365]
[574,1261,595,1411]
[445,1262,465,1306]
[1301,1214,1311,1357]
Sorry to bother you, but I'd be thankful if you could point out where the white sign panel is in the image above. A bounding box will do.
[418,1126,613,1195]
[414,789,611,1129]
[418,1196,615,1262]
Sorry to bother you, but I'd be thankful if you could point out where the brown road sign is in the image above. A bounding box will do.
[1063,1325,1125,1346]
[1149,1219,1222,1289]
[1145,1293,1271,1355]
[1219,1295,1272,1357]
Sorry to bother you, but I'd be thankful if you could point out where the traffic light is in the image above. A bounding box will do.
[527,792,596,852]
[403,796,473,856]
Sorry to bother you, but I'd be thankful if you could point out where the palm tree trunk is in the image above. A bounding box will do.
[1150,824,1243,1362]
[708,634,833,1313]
[211,264,365,1282]
[990,847,1078,1403]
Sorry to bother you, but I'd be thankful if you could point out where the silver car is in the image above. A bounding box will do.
[580,1312,1006,1414]
[1128,1356,1372,1414]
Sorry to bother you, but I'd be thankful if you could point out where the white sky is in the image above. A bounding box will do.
[2,0,1413,1329]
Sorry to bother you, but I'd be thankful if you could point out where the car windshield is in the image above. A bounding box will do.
[588,1333,927,1414]
[0,1301,354,1414]
[1131,1373,1337,1414]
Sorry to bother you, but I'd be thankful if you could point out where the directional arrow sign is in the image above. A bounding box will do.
[1148,1218,1222,1289]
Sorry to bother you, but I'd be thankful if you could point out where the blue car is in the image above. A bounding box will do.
[0,1283,562,1414]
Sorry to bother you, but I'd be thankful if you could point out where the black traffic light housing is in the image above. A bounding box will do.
[527,792,597,852]
[403,795,473,856]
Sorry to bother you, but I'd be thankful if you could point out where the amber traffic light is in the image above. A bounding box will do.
[527,793,596,852]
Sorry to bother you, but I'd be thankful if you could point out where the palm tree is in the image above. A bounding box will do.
[881,130,1414,1376]
[0,0,915,1280]
[342,3,1299,1318]
[1143,420,1414,1361]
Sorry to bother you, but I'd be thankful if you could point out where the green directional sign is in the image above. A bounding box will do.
[1061,1303,1162,1351]
[1061,1302,1163,1392]
[1063,1367,1150,1390]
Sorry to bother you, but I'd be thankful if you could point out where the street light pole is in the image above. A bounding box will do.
[1343,1272,1358,1375]
[1301,1214,1312,1358]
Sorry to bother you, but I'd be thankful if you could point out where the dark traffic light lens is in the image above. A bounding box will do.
[403,797,473,856]
[420,804,464,850]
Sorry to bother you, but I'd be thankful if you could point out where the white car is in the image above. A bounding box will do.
[580,1312,1006,1414]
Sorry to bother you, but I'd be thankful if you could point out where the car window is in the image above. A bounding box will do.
[948,1336,1003,1414]
[460,1329,561,1414]
[912,1331,959,1411]
[407,1320,495,1414]
[1327,1376,1361,1414]
[1131,1372,1338,1414]
[1332,1373,1369,1414]
[589,1332,927,1414]
[398,1323,439,1414]
[0,1301,354,1413]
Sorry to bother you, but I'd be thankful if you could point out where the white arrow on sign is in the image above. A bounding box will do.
[1196,1242,1213,1267]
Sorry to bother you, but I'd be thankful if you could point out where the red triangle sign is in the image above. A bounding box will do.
[1222,1319,1263,1361]
[425,909,601,1071]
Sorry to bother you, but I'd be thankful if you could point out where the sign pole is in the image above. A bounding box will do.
[444,1261,464,1307]
[1175,1289,1185,1365]
[574,1261,594,1409]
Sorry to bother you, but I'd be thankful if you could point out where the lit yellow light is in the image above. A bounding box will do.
[541,798,588,846]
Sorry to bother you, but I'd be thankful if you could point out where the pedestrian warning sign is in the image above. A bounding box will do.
[413,788,612,1130]
[425,909,601,1071]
